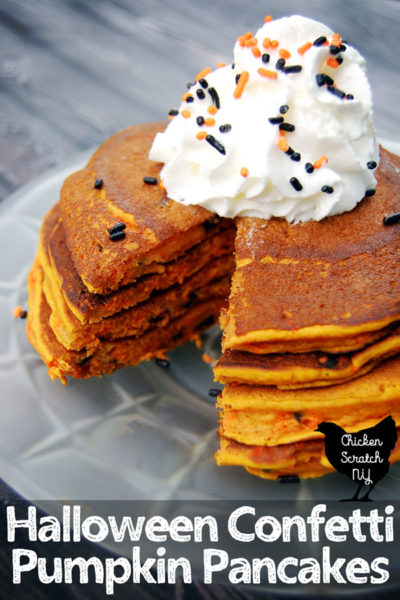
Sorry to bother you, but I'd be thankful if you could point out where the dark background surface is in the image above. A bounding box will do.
[1,0,400,597]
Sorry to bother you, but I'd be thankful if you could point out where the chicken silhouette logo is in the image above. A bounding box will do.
[315,416,397,502]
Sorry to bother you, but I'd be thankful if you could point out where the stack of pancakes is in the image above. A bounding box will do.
[214,147,400,479]
[27,123,235,383]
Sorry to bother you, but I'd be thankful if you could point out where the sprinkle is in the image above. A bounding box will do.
[233,70,250,98]
[298,41,312,55]
[291,152,301,161]
[279,122,295,132]
[365,189,376,197]
[182,92,193,102]
[269,116,284,124]
[315,73,334,87]
[305,162,314,173]
[257,67,277,80]
[313,156,328,169]
[208,105,217,115]
[383,212,400,225]
[186,81,194,89]
[196,116,205,126]
[205,135,226,155]
[240,167,249,177]
[204,117,215,126]
[208,87,220,109]
[196,89,205,100]
[195,67,212,82]
[321,185,334,193]
[346,94,354,100]
[279,49,291,59]
[278,475,300,484]
[109,230,125,242]
[13,305,23,318]
[237,31,253,47]
[276,58,286,70]
[219,124,232,133]
[278,136,289,152]
[231,63,235,69]
[261,53,270,63]
[108,222,126,234]
[209,388,221,397]
[217,62,226,68]
[252,46,261,58]
[270,40,279,48]
[155,358,169,368]
[327,57,339,69]
[313,36,327,46]
[331,33,341,47]
[329,45,341,55]
[20,310,28,319]
[244,38,257,48]
[283,65,302,74]
[94,178,103,189]
[264,15,273,22]
[327,85,346,99]
[196,131,207,140]
[199,78,209,88]
[285,147,294,156]
[181,109,191,118]
[143,176,158,185]
[367,161,377,169]
[235,73,241,84]
[263,37,271,49]
[168,108,178,116]
[290,177,302,191]
[336,56,343,66]
[280,105,289,114]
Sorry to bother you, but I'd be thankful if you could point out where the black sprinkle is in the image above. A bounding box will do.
[383,212,400,226]
[108,222,126,234]
[276,58,286,70]
[291,152,301,162]
[219,124,232,133]
[109,230,125,242]
[208,87,220,109]
[290,177,302,191]
[278,475,300,484]
[279,122,295,132]
[231,63,235,69]
[187,81,195,88]
[340,44,347,52]
[156,358,170,368]
[315,73,334,87]
[20,310,28,319]
[365,189,376,197]
[185,95,194,103]
[336,55,343,66]
[313,36,327,46]
[280,105,289,114]
[235,73,241,84]
[346,94,354,100]
[199,78,208,89]
[261,53,270,64]
[94,178,103,189]
[305,163,314,173]
[209,388,221,397]
[196,116,205,126]
[283,65,302,74]
[143,176,158,185]
[168,108,179,116]
[268,116,284,125]
[329,45,341,55]
[294,412,302,423]
[321,185,334,194]
[196,89,206,100]
[367,161,377,170]
[205,135,226,155]
[285,147,294,156]
[327,85,346,99]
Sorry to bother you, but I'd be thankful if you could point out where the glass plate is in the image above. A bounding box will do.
[1,141,400,504]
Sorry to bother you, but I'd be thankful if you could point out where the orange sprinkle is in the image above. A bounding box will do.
[240,167,249,177]
[13,305,23,318]
[278,136,289,152]
[251,46,261,58]
[181,92,193,101]
[270,40,279,48]
[168,115,174,120]
[244,38,257,47]
[327,57,339,68]
[263,37,271,48]
[332,33,341,46]
[181,109,191,119]
[264,15,273,23]
[238,31,252,47]
[217,62,226,68]
[279,48,291,59]
[257,67,278,80]
[204,118,215,126]
[313,156,329,169]
[195,67,212,82]
[233,70,249,99]
[202,352,214,364]
[297,41,312,55]
[196,131,207,140]
[207,105,217,115]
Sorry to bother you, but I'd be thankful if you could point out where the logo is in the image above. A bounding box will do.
[315,416,397,502]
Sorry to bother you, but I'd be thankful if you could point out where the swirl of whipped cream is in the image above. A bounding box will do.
[149,15,379,222]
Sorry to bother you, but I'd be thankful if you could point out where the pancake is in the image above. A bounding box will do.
[27,259,228,383]
[222,147,400,354]
[60,122,233,295]
[214,327,400,388]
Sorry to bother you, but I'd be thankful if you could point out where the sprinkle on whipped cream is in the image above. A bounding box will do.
[150,15,379,223]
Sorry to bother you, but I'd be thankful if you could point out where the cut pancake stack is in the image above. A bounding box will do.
[214,147,400,479]
[27,123,235,383]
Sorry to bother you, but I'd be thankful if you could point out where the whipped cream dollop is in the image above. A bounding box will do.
[149,15,379,222]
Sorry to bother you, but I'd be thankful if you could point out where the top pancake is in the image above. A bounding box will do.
[60,122,227,294]
[223,147,400,351]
